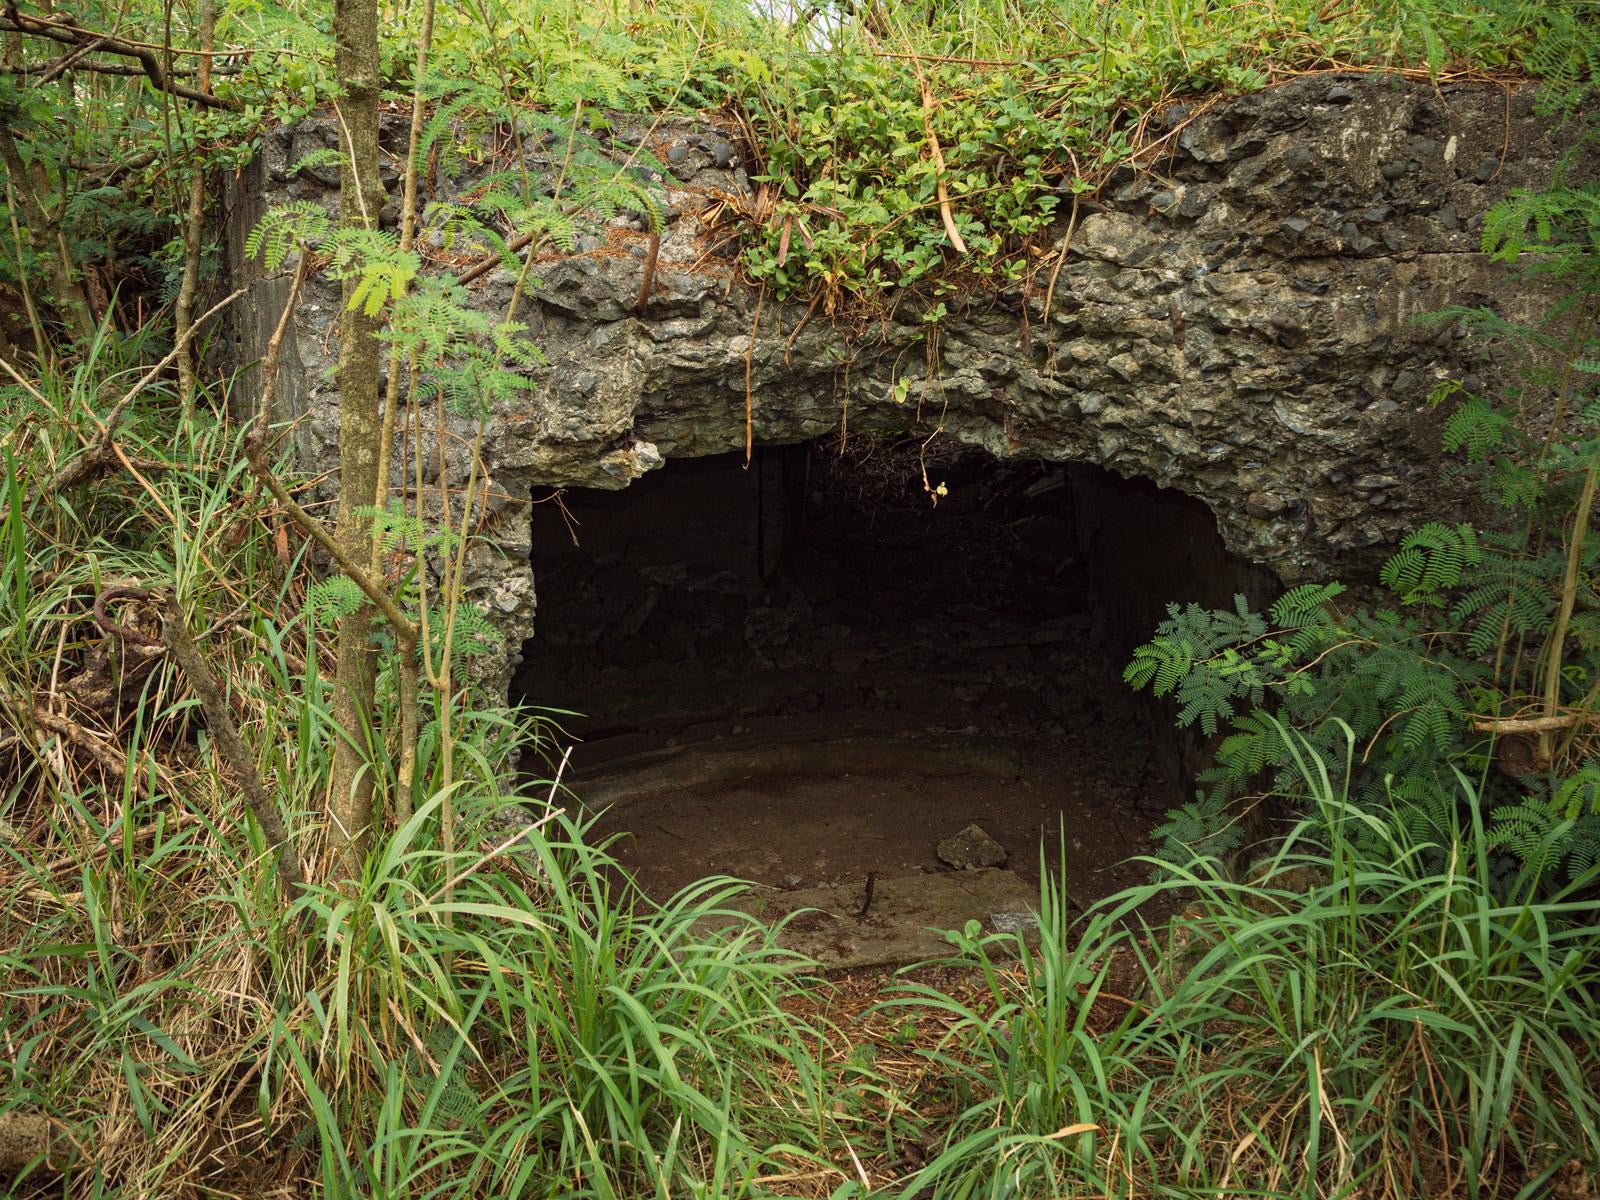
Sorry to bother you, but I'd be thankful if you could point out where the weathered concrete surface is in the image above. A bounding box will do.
[230,75,1584,687]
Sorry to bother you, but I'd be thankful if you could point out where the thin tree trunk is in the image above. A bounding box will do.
[1540,455,1599,764]
[374,0,435,825]
[328,0,385,875]
[174,0,216,410]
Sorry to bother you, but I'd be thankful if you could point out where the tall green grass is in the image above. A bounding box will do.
[887,724,1600,1199]
[7,336,1600,1198]
[273,795,834,1198]
[0,343,842,1197]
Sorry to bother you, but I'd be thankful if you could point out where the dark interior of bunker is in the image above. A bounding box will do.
[511,439,1276,957]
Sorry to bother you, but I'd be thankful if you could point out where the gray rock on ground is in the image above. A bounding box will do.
[939,823,1008,870]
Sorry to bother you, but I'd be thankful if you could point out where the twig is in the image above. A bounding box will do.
[31,705,140,791]
[22,32,106,85]
[634,228,661,313]
[244,439,419,649]
[1075,982,1158,1019]
[11,405,131,510]
[0,350,48,406]
[1542,453,1600,760]
[853,870,878,919]
[92,584,163,646]
[784,291,823,365]
[1471,712,1600,735]
[87,289,243,439]
[3,54,240,79]
[424,797,567,905]
[252,253,309,431]
[1039,188,1081,337]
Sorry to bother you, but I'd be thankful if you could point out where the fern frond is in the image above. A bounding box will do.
[307,575,366,627]
[245,201,332,271]
[1441,396,1513,462]
[1381,522,1480,604]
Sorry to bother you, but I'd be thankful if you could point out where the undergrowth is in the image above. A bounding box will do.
[1127,161,1600,885]
[0,345,841,1197]
[5,0,1599,335]
[2,327,1598,1197]
[884,726,1600,1199]
[394,0,1600,310]
[4,0,1600,1194]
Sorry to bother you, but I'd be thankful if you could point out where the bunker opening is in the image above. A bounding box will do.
[511,439,1275,964]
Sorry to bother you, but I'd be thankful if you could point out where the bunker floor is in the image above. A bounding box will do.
[513,444,1219,964]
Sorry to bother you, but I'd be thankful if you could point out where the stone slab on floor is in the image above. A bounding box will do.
[721,868,1041,970]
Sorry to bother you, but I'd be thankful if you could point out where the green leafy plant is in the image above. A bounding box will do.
[1148,790,1244,879]
[887,726,1600,1198]
[1127,164,1600,882]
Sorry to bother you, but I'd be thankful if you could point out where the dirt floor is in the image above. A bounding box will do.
[516,442,1186,955]
[573,709,1169,904]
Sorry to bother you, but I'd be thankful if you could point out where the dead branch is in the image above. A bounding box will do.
[85,586,306,891]
[92,584,164,646]
[11,392,141,514]
[15,31,105,85]
[0,9,238,110]
[4,54,239,78]
[634,228,660,313]
[920,83,968,256]
[243,440,419,649]
[156,593,306,892]
[31,704,138,788]
[1472,712,1600,735]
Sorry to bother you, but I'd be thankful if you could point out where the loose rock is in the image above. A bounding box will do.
[939,824,1009,871]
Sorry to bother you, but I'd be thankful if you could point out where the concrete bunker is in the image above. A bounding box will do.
[222,74,1585,963]
[511,438,1277,956]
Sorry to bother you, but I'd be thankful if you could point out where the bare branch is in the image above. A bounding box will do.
[157,593,307,893]
[0,10,239,109]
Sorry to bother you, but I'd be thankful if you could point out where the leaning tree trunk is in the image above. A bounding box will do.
[328,0,385,875]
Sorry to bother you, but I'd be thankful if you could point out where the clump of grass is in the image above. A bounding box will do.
[0,341,842,1197]
[277,796,836,1198]
[886,724,1600,1198]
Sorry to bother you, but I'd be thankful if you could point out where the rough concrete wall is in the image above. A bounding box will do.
[229,74,1582,690]
[218,153,306,432]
